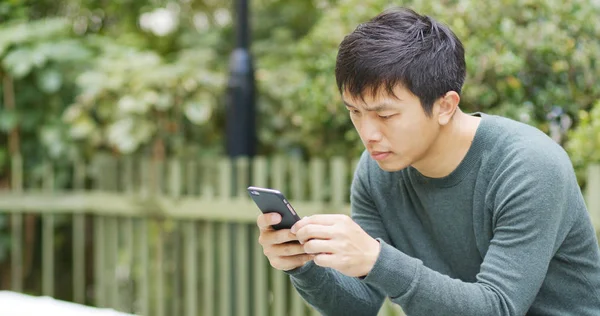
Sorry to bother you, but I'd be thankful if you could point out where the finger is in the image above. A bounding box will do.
[272,242,307,257]
[291,214,347,233]
[295,224,334,244]
[259,229,298,246]
[313,253,335,268]
[272,229,299,244]
[279,254,315,272]
[257,213,282,230]
[303,239,335,254]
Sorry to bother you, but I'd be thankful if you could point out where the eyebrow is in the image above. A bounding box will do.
[343,100,398,112]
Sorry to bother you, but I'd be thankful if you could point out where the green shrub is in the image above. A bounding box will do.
[257,0,600,159]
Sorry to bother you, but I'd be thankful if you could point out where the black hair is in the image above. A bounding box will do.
[335,7,466,116]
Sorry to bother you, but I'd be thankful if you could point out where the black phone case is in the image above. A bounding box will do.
[247,186,301,230]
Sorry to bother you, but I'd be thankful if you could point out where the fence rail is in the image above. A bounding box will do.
[1,153,598,316]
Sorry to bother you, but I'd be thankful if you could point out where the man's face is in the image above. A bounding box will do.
[343,85,441,172]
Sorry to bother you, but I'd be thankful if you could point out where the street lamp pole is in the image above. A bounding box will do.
[225,0,256,160]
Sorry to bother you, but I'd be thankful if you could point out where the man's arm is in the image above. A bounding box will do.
[286,151,389,315]
[361,149,578,316]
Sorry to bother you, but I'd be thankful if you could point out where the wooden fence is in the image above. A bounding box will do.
[0,154,598,316]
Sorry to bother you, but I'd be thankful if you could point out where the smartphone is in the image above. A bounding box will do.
[247,186,301,230]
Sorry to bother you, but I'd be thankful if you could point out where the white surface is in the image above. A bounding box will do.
[0,291,137,316]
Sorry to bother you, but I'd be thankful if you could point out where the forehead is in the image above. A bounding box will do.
[342,84,417,107]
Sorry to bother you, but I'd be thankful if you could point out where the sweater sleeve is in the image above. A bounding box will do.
[360,147,577,316]
[286,151,387,316]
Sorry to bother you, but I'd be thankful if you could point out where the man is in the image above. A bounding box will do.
[256,7,600,316]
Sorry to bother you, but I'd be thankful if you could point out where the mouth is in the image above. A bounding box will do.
[370,151,391,161]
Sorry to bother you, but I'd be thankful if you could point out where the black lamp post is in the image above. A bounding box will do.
[225,0,256,159]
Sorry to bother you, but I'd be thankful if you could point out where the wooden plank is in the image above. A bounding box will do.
[106,216,119,309]
[171,226,182,316]
[94,216,105,307]
[331,157,347,208]
[155,229,165,316]
[252,157,268,188]
[272,270,287,316]
[120,156,135,312]
[168,158,182,316]
[169,158,182,199]
[310,158,326,205]
[201,158,215,199]
[251,159,269,316]
[184,221,198,316]
[219,158,232,199]
[0,192,349,219]
[252,229,268,316]
[10,153,23,292]
[153,158,165,196]
[121,156,135,193]
[135,157,150,315]
[202,222,215,316]
[586,164,600,230]
[272,156,286,193]
[42,161,54,297]
[73,157,86,304]
[289,156,305,201]
[270,146,287,316]
[99,155,119,309]
[235,223,250,316]
[92,155,106,308]
[218,222,232,316]
[0,192,348,222]
[235,157,250,199]
[10,214,23,292]
[290,284,305,316]
[135,218,149,316]
[186,159,198,196]
[122,217,134,312]
[139,159,151,200]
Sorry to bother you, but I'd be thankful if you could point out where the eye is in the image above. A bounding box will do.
[378,114,395,120]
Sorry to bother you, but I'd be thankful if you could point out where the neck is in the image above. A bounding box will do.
[412,110,481,178]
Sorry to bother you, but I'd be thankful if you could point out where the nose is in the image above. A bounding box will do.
[359,118,383,143]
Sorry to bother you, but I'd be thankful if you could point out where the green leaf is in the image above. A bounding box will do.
[36,68,63,94]
[2,47,34,78]
[0,110,18,132]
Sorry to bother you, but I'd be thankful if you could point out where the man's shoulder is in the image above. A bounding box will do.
[477,114,577,195]
[480,114,572,170]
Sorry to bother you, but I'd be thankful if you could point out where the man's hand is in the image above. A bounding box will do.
[291,214,380,277]
[256,213,314,271]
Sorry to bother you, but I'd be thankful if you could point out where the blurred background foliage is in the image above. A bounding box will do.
[0,0,599,178]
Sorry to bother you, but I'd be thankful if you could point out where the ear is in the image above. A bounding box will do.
[437,91,460,126]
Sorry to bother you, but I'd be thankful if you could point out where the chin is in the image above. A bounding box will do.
[375,159,409,172]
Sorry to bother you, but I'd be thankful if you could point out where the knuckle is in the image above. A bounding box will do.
[303,240,314,253]
[282,244,296,256]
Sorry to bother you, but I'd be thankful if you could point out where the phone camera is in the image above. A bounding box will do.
[251,191,260,196]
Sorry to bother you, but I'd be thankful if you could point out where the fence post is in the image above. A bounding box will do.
[586,164,600,233]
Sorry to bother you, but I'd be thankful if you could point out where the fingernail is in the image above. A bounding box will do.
[271,213,281,223]
[290,225,297,234]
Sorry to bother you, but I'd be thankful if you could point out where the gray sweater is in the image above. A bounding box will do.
[287,113,600,315]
